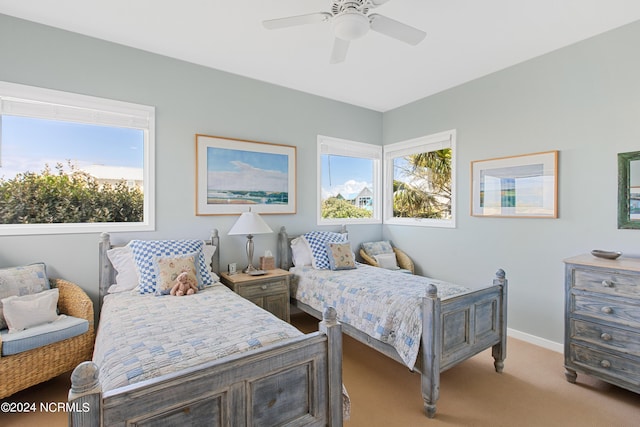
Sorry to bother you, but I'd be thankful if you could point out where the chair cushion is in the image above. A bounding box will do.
[1,315,89,356]
[0,263,50,330]
[361,241,394,257]
[2,288,60,333]
[374,253,400,270]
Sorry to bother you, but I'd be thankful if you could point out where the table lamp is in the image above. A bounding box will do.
[228,208,273,274]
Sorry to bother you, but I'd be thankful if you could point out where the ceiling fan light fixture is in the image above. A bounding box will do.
[332,11,369,40]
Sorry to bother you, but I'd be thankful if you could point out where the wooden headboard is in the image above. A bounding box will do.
[98,230,220,303]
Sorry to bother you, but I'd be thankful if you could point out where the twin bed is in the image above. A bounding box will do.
[69,226,508,424]
[68,231,344,427]
[277,227,508,419]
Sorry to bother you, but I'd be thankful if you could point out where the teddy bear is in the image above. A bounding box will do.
[170,271,198,296]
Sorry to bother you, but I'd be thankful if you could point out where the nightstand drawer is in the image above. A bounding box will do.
[569,343,640,385]
[220,269,291,322]
[237,279,288,299]
[572,294,640,328]
[570,318,640,356]
[572,269,640,298]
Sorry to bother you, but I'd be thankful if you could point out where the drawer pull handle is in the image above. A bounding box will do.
[601,280,614,288]
[601,306,613,314]
[600,360,611,369]
[261,285,268,290]
[600,333,612,341]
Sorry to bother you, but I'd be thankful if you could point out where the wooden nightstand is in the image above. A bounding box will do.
[220,268,291,322]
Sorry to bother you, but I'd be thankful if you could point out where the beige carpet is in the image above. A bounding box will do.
[2,313,638,426]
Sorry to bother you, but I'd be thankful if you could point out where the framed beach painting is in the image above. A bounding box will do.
[195,135,296,215]
[471,150,558,218]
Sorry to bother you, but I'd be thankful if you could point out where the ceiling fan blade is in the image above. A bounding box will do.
[330,38,350,64]
[263,12,332,30]
[369,13,426,45]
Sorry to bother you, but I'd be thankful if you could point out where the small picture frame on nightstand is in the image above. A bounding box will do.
[228,263,237,275]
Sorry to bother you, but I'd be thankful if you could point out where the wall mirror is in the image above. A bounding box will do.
[618,151,640,229]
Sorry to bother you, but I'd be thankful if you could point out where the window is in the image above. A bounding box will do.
[0,81,155,235]
[384,130,456,228]
[317,135,381,225]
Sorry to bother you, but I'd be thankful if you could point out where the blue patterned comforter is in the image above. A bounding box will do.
[93,284,302,392]
[291,264,470,369]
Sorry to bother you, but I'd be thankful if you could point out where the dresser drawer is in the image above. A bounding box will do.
[238,279,288,299]
[572,268,640,298]
[564,255,640,394]
[572,294,640,328]
[570,318,640,357]
[569,343,640,385]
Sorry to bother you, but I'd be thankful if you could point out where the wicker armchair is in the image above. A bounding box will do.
[359,246,415,274]
[0,279,95,399]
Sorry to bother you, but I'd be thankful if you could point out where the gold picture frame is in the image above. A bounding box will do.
[471,150,558,218]
[195,134,296,215]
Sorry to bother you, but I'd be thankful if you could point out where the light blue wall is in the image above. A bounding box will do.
[0,14,382,304]
[382,20,640,345]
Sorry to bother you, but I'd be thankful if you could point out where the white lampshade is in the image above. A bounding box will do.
[228,209,273,273]
[228,211,273,236]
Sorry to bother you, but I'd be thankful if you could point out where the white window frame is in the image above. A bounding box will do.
[383,130,456,228]
[0,81,155,235]
[317,135,382,225]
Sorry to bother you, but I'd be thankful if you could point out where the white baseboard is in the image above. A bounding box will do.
[507,328,563,353]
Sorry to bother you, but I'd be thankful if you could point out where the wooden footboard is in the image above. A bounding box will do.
[289,267,507,419]
[420,270,508,418]
[69,309,342,427]
[279,226,508,419]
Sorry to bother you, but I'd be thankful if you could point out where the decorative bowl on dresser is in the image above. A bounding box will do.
[564,254,640,394]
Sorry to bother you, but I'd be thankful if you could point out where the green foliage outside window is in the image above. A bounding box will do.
[322,196,372,219]
[393,148,452,219]
[0,163,143,224]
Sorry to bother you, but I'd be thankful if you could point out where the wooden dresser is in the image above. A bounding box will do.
[564,254,640,393]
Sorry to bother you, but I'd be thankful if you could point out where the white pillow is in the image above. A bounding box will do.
[202,244,217,266]
[374,252,400,270]
[291,237,313,267]
[201,244,220,283]
[107,245,139,293]
[2,288,60,333]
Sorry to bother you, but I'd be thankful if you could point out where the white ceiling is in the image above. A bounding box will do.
[1,0,640,112]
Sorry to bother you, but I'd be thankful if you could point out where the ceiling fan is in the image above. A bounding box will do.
[263,0,426,64]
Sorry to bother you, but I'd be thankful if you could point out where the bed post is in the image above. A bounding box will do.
[421,284,441,418]
[278,226,290,270]
[492,269,508,373]
[68,361,101,427]
[98,232,113,307]
[319,307,343,427]
[209,229,220,274]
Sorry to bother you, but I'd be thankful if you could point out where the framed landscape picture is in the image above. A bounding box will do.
[471,150,558,218]
[195,135,296,215]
